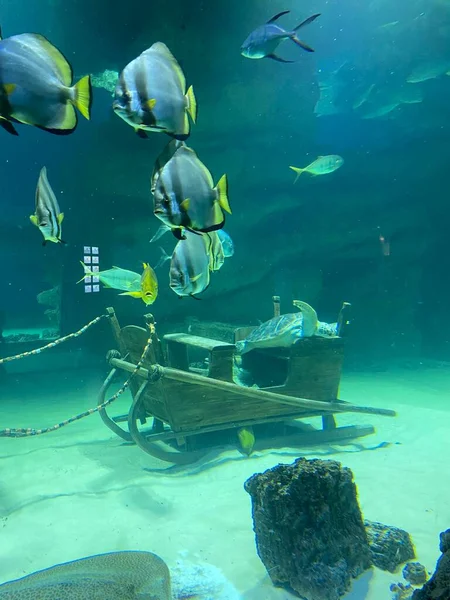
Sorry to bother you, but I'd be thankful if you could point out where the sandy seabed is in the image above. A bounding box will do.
[0,365,449,599]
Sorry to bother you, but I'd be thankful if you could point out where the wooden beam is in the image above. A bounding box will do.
[109,357,396,418]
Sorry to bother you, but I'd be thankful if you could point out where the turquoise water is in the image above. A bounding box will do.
[0,1,449,598]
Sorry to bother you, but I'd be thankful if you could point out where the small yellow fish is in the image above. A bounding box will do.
[289,154,344,182]
[237,427,255,456]
[120,262,158,305]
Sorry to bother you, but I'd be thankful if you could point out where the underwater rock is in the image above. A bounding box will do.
[171,557,241,600]
[0,551,171,599]
[37,285,61,327]
[36,285,60,309]
[390,581,414,600]
[364,519,415,572]
[91,69,119,94]
[412,529,450,599]
[244,457,372,600]
[403,562,428,586]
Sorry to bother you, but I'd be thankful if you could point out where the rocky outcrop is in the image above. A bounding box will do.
[364,520,415,572]
[244,458,372,600]
[413,530,450,600]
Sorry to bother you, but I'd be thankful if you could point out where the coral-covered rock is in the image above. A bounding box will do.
[244,458,372,600]
[403,562,428,586]
[364,520,415,572]
[412,529,450,599]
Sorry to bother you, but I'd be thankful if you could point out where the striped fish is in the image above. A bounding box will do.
[169,231,211,298]
[30,167,64,245]
[113,42,197,140]
[152,140,231,240]
[0,30,92,136]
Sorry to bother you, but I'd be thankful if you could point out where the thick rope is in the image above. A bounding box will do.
[0,332,155,438]
[0,314,108,365]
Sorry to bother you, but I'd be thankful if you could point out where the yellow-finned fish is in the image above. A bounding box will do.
[169,231,211,298]
[77,263,141,292]
[113,42,197,140]
[120,263,158,305]
[289,154,344,182]
[30,167,64,245]
[237,427,255,456]
[0,30,92,136]
[152,140,231,240]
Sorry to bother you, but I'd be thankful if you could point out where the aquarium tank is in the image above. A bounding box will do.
[0,0,449,599]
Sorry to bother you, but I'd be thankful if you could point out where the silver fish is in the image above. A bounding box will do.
[217,229,234,257]
[0,31,92,135]
[289,155,344,182]
[78,263,141,291]
[152,140,231,240]
[113,42,197,140]
[156,231,226,272]
[169,231,211,298]
[30,167,64,245]
[241,11,320,63]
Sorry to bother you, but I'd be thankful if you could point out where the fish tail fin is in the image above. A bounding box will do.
[291,14,320,53]
[293,13,321,32]
[291,35,315,53]
[185,85,198,123]
[289,166,304,183]
[215,174,231,214]
[72,75,92,120]
[77,261,93,283]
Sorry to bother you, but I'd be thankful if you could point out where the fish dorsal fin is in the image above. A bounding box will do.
[145,42,186,92]
[24,34,73,86]
[193,158,214,188]
[267,10,290,23]
[152,140,185,185]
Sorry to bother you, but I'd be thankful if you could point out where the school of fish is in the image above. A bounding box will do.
[0,12,343,302]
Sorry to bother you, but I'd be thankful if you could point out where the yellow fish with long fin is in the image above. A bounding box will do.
[120,263,158,305]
